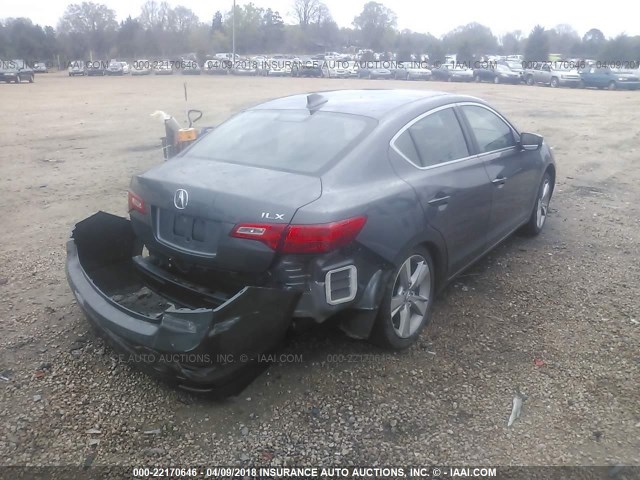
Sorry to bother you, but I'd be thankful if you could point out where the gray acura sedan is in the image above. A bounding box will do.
[67,89,555,394]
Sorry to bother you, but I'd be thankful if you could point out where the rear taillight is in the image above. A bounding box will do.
[281,217,367,254]
[230,216,367,254]
[128,191,146,214]
[230,223,287,250]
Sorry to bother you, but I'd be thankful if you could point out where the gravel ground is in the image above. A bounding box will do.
[0,73,638,468]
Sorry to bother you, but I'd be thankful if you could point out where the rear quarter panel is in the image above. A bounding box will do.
[292,99,459,269]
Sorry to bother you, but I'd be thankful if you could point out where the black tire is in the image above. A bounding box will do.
[526,75,534,86]
[474,74,481,83]
[29,74,34,83]
[608,81,616,90]
[493,75,500,84]
[370,246,435,350]
[520,171,553,236]
[550,77,558,88]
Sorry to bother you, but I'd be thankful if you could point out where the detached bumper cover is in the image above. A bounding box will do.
[66,212,298,394]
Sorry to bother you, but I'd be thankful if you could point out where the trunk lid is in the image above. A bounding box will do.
[132,158,322,273]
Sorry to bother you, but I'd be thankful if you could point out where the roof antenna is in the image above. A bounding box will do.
[306,93,327,114]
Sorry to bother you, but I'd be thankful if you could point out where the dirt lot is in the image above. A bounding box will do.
[0,72,638,468]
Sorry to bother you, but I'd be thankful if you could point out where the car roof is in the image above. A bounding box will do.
[250,89,458,119]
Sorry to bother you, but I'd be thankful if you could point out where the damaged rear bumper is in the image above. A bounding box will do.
[65,212,299,394]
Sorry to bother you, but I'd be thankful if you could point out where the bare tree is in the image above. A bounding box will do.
[313,3,332,25]
[58,2,118,57]
[292,0,320,28]
[58,2,117,34]
[169,6,199,34]
[139,0,171,30]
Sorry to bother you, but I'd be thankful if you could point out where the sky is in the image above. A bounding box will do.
[3,0,638,38]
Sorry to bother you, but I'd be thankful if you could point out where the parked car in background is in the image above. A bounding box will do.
[321,61,351,78]
[291,58,322,77]
[131,60,151,75]
[203,58,230,75]
[107,60,124,75]
[431,64,474,82]
[181,60,201,75]
[120,61,130,74]
[345,61,359,78]
[86,61,106,76]
[33,62,49,73]
[579,66,640,90]
[252,57,270,76]
[266,58,291,76]
[68,60,86,76]
[525,63,581,88]
[502,61,524,81]
[214,52,239,62]
[474,64,520,84]
[66,89,555,394]
[231,58,257,76]
[392,62,432,81]
[154,61,173,75]
[0,59,35,83]
[358,64,392,79]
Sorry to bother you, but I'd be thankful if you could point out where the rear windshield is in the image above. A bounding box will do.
[187,110,375,173]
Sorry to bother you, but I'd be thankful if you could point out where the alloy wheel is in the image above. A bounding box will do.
[536,179,551,229]
[390,255,431,338]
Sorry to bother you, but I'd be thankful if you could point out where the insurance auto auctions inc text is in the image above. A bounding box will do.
[224,466,497,478]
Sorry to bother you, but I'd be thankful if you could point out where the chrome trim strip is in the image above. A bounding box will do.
[389,101,520,171]
[455,101,520,136]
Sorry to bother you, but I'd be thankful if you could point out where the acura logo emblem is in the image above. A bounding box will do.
[174,189,188,209]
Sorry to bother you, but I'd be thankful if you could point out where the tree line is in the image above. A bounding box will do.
[1,0,639,65]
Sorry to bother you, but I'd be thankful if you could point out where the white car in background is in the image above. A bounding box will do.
[321,61,351,78]
[267,57,292,76]
[131,60,151,75]
[68,60,86,76]
[345,61,359,77]
[393,62,432,81]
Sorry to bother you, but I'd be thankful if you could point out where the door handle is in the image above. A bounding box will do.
[492,177,507,186]
[428,195,451,207]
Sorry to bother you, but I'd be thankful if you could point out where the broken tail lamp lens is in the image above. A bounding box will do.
[128,191,146,214]
[230,216,367,254]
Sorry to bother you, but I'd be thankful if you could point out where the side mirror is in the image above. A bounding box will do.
[519,132,543,151]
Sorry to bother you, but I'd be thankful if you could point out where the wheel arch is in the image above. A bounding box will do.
[388,227,449,295]
[419,240,447,292]
[544,163,556,193]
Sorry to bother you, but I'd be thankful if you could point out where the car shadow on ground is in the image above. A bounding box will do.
[165,230,540,405]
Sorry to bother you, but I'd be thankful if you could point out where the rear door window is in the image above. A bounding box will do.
[461,105,516,153]
[393,107,469,168]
